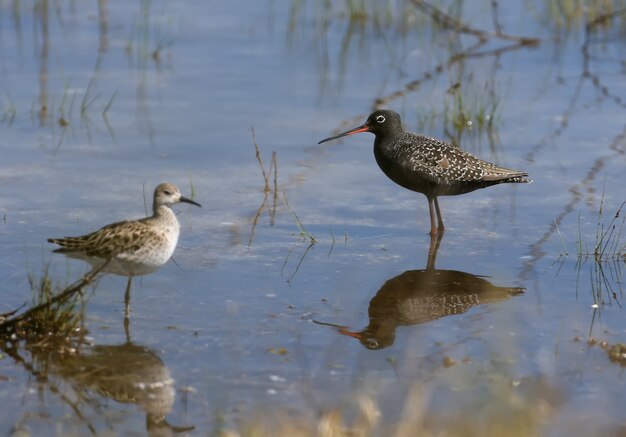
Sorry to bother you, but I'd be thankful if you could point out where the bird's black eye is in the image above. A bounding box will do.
[376,115,385,123]
[164,190,171,195]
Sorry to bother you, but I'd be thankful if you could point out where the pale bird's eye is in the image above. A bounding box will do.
[376,115,385,123]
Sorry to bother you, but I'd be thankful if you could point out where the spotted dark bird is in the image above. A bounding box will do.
[318,110,531,236]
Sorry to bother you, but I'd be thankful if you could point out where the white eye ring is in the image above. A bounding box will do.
[376,115,385,123]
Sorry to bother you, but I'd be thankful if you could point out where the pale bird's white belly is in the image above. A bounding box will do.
[84,216,180,277]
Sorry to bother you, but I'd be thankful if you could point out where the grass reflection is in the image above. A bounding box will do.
[0,0,178,150]
[530,0,626,32]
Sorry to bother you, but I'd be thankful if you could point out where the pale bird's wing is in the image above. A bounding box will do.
[48,220,158,258]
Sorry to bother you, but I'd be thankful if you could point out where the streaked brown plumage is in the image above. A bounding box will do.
[48,183,201,321]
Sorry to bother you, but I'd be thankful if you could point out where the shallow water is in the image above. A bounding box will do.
[0,0,625,435]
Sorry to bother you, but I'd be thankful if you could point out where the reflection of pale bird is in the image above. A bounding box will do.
[48,183,201,318]
[53,342,194,435]
[319,110,531,235]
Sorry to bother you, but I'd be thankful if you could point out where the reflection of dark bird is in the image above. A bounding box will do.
[319,110,531,235]
[316,238,524,349]
[334,269,524,350]
[52,342,194,436]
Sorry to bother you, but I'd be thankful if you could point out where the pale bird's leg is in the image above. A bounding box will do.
[124,277,133,339]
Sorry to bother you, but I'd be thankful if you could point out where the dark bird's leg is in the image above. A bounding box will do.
[433,196,445,235]
[426,195,447,237]
[124,277,132,338]
[427,196,435,236]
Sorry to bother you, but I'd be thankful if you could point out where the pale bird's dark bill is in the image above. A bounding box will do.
[180,196,202,207]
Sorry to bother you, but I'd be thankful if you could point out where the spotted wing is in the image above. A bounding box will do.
[48,219,158,258]
[387,132,529,184]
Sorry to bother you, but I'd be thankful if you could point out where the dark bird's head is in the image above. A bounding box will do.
[318,110,404,144]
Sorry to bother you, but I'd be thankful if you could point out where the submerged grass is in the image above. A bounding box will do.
[555,218,569,256]
[28,77,117,131]
[289,0,425,31]
[0,259,108,350]
[125,0,177,69]
[249,128,279,247]
[577,198,625,261]
[530,0,626,31]
[568,194,626,322]
[445,87,498,136]
[0,265,90,353]
[1,93,17,125]
[22,271,83,350]
[283,192,316,244]
[442,78,500,148]
[414,73,502,155]
[252,126,272,194]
